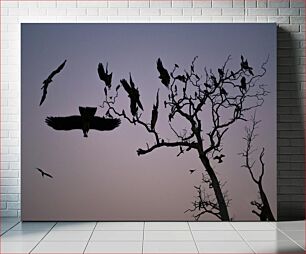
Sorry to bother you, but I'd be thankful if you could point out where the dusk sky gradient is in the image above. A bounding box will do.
[21,24,276,221]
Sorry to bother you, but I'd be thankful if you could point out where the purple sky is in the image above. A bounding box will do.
[21,24,276,221]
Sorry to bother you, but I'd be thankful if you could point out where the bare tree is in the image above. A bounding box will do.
[240,113,275,221]
[101,55,269,221]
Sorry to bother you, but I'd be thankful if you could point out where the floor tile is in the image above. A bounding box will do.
[96,222,143,231]
[85,241,142,253]
[52,222,96,231]
[11,222,55,231]
[42,230,92,241]
[90,230,143,241]
[0,241,37,253]
[276,221,305,231]
[197,241,253,253]
[232,222,276,231]
[144,230,193,241]
[238,230,291,241]
[32,241,87,253]
[248,240,304,253]
[145,222,190,231]
[189,222,234,231]
[192,230,243,241]
[0,230,47,242]
[143,241,198,253]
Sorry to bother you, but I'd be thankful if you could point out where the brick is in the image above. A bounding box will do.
[149,16,172,22]
[77,1,108,8]
[290,0,305,7]
[257,0,267,7]
[0,178,18,186]
[193,0,212,7]
[1,1,18,8]
[222,8,245,15]
[0,170,19,178]
[150,0,172,7]
[172,0,193,7]
[118,8,140,16]
[129,1,149,7]
[57,1,77,8]
[233,0,245,7]
[192,16,212,22]
[99,8,118,16]
[183,8,202,16]
[247,8,278,15]
[108,0,129,8]
[140,8,160,16]
[29,8,48,16]
[268,16,290,23]
[86,8,99,16]
[8,8,29,16]
[290,16,305,24]
[38,1,56,8]
[7,202,20,210]
[0,194,18,202]
[1,210,18,217]
[268,0,290,8]
[161,8,183,16]
[67,8,87,16]
[47,8,67,16]
[1,186,20,194]
[278,8,300,15]
[212,0,233,8]
[212,16,233,22]
[245,0,256,7]
[202,8,222,15]
[127,16,150,22]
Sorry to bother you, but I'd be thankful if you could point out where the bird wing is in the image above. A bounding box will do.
[157,58,164,73]
[36,168,43,174]
[44,172,53,178]
[48,60,67,79]
[39,86,48,106]
[45,116,82,130]
[97,63,106,81]
[120,79,132,94]
[91,117,121,131]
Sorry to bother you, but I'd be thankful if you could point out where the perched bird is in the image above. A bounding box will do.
[46,107,121,138]
[98,62,113,89]
[121,74,143,116]
[213,154,225,163]
[151,89,159,130]
[157,58,170,88]
[240,55,254,76]
[36,168,53,179]
[240,76,247,92]
[40,60,67,106]
[189,169,196,174]
[176,75,186,83]
[218,68,224,77]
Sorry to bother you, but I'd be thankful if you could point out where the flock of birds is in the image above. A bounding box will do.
[35,55,253,178]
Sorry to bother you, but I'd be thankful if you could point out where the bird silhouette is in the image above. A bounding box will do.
[211,75,218,87]
[240,76,247,92]
[213,154,225,163]
[40,60,67,106]
[46,107,121,137]
[157,58,170,88]
[151,89,159,130]
[189,169,196,174]
[36,168,53,178]
[240,55,254,76]
[218,68,224,77]
[121,74,143,116]
[98,62,113,89]
[230,71,236,79]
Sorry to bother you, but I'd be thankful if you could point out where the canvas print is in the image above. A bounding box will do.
[21,24,276,221]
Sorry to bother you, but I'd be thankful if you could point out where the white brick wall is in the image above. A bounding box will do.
[0,0,305,219]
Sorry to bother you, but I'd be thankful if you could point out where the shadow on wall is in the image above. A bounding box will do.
[277,27,305,221]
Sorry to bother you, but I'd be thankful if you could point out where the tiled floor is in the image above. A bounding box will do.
[0,218,304,253]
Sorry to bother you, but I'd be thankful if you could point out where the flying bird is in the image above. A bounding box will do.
[121,74,143,116]
[151,89,159,130]
[36,168,53,179]
[157,58,170,88]
[213,154,225,163]
[46,107,121,137]
[189,169,196,174]
[40,60,67,106]
[240,76,247,92]
[98,62,113,89]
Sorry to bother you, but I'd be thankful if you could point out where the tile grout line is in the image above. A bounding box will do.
[187,222,200,254]
[230,222,256,254]
[276,227,305,250]
[0,220,20,236]
[82,221,98,254]
[29,222,57,254]
[142,221,145,254]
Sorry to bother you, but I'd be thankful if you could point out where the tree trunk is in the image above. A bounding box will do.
[199,154,230,221]
[258,183,275,221]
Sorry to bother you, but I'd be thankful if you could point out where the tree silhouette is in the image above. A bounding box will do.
[240,113,275,221]
[101,55,269,221]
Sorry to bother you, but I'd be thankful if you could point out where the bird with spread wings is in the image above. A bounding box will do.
[40,60,67,106]
[36,168,53,179]
[46,107,121,137]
